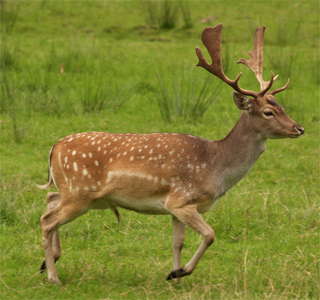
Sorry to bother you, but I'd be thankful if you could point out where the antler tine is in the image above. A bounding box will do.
[258,73,278,96]
[238,26,273,90]
[270,79,290,95]
[196,24,257,97]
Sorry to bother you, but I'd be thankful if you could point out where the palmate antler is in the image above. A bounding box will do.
[196,24,289,97]
[238,26,290,96]
[237,26,272,90]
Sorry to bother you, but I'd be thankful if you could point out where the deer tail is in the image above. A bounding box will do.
[36,145,56,190]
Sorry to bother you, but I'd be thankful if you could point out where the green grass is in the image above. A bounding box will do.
[0,0,319,299]
[155,65,223,122]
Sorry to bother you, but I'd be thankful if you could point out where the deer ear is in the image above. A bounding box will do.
[233,92,252,110]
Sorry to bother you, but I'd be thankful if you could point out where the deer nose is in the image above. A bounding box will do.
[295,125,304,135]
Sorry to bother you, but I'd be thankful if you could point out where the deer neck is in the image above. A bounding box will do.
[208,112,266,196]
[219,111,266,158]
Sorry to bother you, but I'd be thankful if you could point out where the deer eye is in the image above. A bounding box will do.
[263,110,274,118]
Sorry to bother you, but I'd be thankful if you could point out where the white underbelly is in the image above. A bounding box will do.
[93,194,169,215]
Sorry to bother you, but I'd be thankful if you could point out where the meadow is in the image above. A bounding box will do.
[0,0,319,299]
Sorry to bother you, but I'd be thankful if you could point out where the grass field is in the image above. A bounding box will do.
[0,0,319,299]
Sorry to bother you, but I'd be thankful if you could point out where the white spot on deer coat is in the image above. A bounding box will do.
[161,178,168,185]
[73,162,78,172]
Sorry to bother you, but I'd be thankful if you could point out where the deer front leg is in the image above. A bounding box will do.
[165,201,215,280]
[172,216,185,272]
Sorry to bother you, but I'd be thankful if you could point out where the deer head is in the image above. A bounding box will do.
[196,24,304,139]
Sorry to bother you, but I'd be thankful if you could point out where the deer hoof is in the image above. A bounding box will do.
[166,268,190,280]
[48,276,62,285]
[40,260,47,273]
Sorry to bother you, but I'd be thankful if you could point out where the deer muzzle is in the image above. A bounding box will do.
[291,124,304,137]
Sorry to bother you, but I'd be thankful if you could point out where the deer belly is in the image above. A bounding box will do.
[108,194,169,215]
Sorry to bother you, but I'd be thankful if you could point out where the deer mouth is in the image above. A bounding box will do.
[286,125,304,138]
[288,131,304,138]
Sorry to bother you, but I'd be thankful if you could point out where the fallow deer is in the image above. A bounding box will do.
[38,24,304,284]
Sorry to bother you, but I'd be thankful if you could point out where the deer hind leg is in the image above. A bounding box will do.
[172,216,185,272]
[40,195,89,284]
[165,200,215,280]
[40,192,61,273]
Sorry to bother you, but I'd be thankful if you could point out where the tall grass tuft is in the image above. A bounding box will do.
[0,1,25,142]
[155,66,223,123]
[0,44,17,70]
[179,1,193,29]
[0,1,20,70]
[79,76,133,113]
[160,0,178,29]
[0,75,26,143]
[143,1,158,28]
[142,0,179,30]
[0,0,20,34]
